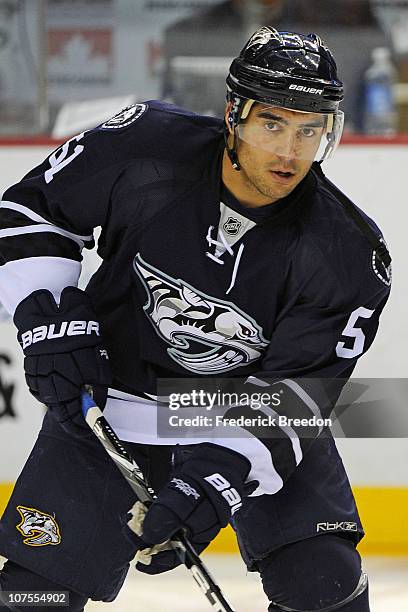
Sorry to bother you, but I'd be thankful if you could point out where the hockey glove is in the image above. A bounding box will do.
[14,287,111,436]
[125,443,250,575]
[125,501,196,575]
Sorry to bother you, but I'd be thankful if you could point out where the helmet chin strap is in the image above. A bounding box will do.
[224,127,241,171]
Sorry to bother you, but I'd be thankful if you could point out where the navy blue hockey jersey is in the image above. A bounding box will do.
[0,101,391,495]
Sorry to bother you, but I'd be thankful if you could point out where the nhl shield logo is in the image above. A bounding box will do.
[223,216,242,236]
[16,505,61,547]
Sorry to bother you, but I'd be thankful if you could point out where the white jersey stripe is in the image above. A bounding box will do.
[280,378,325,434]
[1,200,56,226]
[0,224,87,249]
[257,404,303,465]
[245,375,270,387]
[0,200,93,242]
[246,376,326,436]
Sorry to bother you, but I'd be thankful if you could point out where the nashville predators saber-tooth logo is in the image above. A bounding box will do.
[133,253,269,374]
[16,506,61,547]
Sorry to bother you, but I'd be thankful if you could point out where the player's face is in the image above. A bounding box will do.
[225,104,325,205]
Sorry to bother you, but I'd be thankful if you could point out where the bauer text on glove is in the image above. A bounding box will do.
[14,286,111,435]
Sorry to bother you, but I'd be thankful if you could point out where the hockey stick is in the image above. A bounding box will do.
[81,388,236,612]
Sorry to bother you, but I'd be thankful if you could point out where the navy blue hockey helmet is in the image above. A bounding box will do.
[225,28,344,168]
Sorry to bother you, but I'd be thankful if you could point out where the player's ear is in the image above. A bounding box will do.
[225,102,234,135]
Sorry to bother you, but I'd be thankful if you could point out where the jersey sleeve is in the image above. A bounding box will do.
[218,237,391,497]
[0,128,123,314]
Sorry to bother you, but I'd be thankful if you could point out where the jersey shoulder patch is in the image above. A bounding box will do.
[371,238,392,287]
[99,103,148,131]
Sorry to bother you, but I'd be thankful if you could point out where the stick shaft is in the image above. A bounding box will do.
[81,391,236,612]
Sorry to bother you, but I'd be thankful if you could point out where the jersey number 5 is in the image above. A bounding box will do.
[336,306,374,359]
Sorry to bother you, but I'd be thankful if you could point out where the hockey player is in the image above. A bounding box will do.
[0,28,391,611]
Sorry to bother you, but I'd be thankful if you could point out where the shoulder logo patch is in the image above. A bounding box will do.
[16,505,61,547]
[100,103,147,130]
[372,238,392,287]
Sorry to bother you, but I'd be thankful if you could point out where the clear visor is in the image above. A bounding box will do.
[236,104,344,163]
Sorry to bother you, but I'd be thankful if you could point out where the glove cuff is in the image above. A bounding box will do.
[187,443,251,482]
